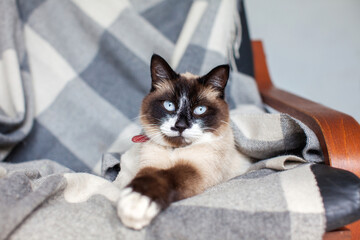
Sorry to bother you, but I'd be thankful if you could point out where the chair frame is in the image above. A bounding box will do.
[251,40,360,240]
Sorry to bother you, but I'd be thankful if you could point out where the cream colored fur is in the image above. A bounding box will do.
[116,122,251,229]
[115,123,251,193]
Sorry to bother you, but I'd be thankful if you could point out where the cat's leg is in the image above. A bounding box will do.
[113,144,141,189]
[117,162,202,229]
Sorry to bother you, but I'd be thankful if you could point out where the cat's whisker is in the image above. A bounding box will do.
[220,120,232,127]
[132,114,147,120]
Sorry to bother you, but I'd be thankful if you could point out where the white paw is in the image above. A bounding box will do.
[117,188,161,230]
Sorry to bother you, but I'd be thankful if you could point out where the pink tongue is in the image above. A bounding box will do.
[132,135,150,143]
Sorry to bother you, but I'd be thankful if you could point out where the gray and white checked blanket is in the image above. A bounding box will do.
[0,0,327,239]
[0,159,326,240]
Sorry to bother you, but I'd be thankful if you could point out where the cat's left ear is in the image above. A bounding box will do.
[200,64,230,93]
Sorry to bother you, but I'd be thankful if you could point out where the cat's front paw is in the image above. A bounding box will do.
[117,188,161,230]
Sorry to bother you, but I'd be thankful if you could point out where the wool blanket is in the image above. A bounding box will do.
[1,159,326,240]
[0,0,327,239]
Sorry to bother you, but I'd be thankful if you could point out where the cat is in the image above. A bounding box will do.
[116,54,251,230]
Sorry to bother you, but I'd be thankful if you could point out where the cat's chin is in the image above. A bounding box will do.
[143,129,202,148]
[163,135,191,148]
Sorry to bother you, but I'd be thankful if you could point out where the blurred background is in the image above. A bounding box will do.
[245,0,360,122]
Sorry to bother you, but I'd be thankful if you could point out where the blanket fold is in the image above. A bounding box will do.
[0,160,327,240]
[0,0,34,160]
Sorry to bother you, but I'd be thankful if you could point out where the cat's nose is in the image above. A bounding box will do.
[172,118,189,134]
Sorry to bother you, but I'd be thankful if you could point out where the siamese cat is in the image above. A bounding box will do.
[116,54,251,229]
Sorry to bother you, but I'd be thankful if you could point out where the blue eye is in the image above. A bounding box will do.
[163,101,175,111]
[194,106,207,115]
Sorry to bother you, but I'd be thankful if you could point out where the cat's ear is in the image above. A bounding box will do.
[150,54,177,91]
[200,64,230,92]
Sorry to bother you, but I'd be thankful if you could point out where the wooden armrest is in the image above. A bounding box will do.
[251,40,360,176]
[323,228,351,240]
[251,40,360,240]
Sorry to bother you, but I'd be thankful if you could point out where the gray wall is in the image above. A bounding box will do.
[245,0,360,122]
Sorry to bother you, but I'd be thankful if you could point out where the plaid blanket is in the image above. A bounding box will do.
[0,159,326,240]
[0,0,327,239]
[1,0,266,172]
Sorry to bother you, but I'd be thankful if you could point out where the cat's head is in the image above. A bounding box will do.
[140,54,230,147]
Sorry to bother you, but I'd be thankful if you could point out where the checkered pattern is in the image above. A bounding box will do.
[1,0,267,173]
[0,159,326,240]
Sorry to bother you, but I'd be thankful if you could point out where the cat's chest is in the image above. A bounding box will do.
[139,142,217,169]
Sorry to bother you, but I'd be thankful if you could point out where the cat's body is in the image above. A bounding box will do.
[116,55,251,230]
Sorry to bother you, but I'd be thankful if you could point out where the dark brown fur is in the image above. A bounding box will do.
[128,162,202,209]
[140,76,229,147]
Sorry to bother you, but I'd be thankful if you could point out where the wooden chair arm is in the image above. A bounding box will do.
[251,40,360,240]
[251,40,360,177]
[323,228,351,240]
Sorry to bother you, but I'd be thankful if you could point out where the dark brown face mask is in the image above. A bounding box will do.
[139,54,230,147]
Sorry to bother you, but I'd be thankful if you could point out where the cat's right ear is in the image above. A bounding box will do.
[150,54,177,91]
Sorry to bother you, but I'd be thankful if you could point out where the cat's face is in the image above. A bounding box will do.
[140,54,230,147]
